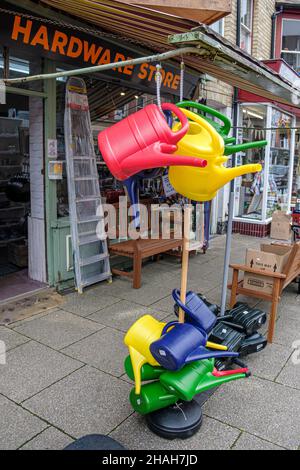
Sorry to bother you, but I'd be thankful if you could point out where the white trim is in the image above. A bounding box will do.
[233,217,272,225]
[287,116,297,210]
[281,50,300,55]
[262,105,272,221]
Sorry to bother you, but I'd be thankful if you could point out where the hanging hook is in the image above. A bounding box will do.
[155,64,162,112]
[180,60,185,103]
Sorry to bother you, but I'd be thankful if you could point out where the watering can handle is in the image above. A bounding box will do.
[161,103,189,142]
[178,108,225,156]
[162,321,179,335]
[172,289,195,319]
[178,101,231,136]
[162,320,208,339]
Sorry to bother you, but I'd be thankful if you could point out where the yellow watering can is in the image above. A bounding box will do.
[169,108,262,202]
[124,315,164,394]
[124,314,227,394]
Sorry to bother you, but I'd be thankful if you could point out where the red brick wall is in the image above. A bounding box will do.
[233,221,271,237]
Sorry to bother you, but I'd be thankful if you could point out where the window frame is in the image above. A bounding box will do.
[280,17,300,74]
[210,18,225,36]
[239,0,254,54]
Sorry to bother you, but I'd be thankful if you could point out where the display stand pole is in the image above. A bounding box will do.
[220,187,234,316]
[220,86,239,316]
[147,201,203,440]
[179,202,192,323]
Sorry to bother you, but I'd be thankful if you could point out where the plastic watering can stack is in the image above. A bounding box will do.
[124,313,229,395]
[98,103,207,181]
[127,358,248,415]
[168,105,265,202]
[124,291,250,416]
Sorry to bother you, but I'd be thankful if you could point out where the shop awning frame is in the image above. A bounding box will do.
[4,41,300,109]
[168,29,300,108]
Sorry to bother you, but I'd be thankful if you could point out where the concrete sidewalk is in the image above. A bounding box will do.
[0,234,299,450]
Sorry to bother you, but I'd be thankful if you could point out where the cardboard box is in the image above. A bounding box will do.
[244,244,292,295]
[270,211,292,241]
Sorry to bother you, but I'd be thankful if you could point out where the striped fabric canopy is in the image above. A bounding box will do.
[40,0,199,51]
[33,0,300,106]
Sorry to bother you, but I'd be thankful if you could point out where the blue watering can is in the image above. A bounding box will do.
[150,320,238,371]
[172,289,218,334]
[123,168,162,228]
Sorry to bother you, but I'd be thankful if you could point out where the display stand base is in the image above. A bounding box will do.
[146,400,203,440]
[64,434,125,450]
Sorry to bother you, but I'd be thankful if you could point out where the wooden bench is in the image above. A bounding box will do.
[228,242,300,343]
[109,238,183,288]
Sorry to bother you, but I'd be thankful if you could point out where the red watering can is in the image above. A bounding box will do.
[98,103,207,181]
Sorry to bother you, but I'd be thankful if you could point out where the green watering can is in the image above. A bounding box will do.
[125,356,249,415]
[177,101,267,156]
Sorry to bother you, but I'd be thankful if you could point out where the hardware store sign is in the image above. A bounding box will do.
[0,12,198,96]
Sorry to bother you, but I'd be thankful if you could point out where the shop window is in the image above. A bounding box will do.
[234,105,267,221]
[0,51,4,79]
[292,129,300,207]
[268,109,293,217]
[240,0,253,54]
[0,55,29,78]
[281,19,300,75]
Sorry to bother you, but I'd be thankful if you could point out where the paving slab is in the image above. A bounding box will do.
[19,427,74,450]
[278,302,300,322]
[14,309,104,350]
[23,366,132,438]
[272,317,300,348]
[62,327,127,377]
[61,291,120,316]
[247,343,292,381]
[0,394,47,450]
[149,295,175,315]
[232,432,285,450]
[203,376,300,449]
[106,276,181,306]
[88,300,167,332]
[276,355,300,390]
[0,326,29,351]
[110,413,240,450]
[0,341,82,403]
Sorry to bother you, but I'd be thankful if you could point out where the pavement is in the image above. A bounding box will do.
[0,234,299,450]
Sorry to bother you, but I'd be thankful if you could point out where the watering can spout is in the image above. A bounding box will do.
[128,346,147,395]
[223,163,262,183]
[123,142,207,178]
[186,347,239,363]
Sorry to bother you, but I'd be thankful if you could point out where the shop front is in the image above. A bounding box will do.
[0,4,200,294]
[2,1,300,297]
[233,94,297,237]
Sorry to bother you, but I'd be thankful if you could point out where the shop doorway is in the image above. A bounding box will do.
[0,90,46,302]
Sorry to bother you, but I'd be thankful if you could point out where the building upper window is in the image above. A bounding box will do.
[281,18,300,75]
[240,0,253,54]
[210,18,225,36]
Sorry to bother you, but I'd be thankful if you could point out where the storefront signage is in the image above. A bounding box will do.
[0,11,198,97]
